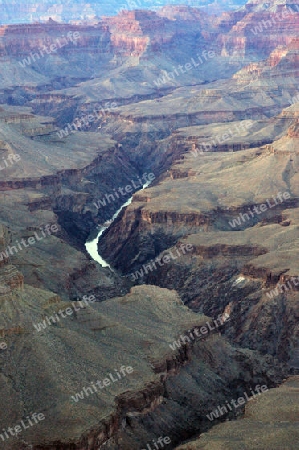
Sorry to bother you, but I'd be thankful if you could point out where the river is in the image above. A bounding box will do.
[85,180,151,269]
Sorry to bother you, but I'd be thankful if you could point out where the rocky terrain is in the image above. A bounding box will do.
[176,376,299,449]
[0,1,299,449]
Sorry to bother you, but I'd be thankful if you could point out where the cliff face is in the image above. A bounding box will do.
[1,2,299,69]
[217,2,299,57]
[0,284,285,450]
[97,100,299,366]
[0,23,111,57]
[176,376,299,450]
[3,3,299,96]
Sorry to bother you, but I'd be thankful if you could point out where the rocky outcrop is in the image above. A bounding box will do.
[96,102,299,367]
[218,3,299,58]
[288,119,299,137]
[0,265,24,291]
[0,285,286,449]
[176,376,299,450]
[0,22,111,57]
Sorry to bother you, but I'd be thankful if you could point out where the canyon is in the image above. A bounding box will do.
[0,1,299,449]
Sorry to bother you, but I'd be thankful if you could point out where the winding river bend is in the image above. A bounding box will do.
[85,180,151,269]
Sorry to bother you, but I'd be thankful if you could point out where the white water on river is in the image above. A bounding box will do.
[85,180,151,269]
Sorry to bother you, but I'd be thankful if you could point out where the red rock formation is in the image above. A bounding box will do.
[288,120,299,137]
[0,22,110,57]
[217,2,299,58]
